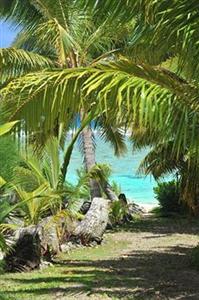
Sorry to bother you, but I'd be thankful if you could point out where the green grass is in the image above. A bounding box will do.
[0,235,129,300]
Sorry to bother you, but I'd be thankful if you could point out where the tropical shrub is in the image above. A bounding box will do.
[109,200,129,225]
[154,181,187,214]
[0,135,87,254]
[109,201,125,225]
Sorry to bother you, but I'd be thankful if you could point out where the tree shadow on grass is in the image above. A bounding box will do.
[4,245,199,300]
[111,216,199,236]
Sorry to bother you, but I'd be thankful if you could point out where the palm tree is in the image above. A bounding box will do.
[1,0,199,208]
[0,0,130,199]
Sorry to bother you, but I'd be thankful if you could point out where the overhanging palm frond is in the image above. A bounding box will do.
[13,19,77,66]
[0,68,91,136]
[0,0,43,28]
[137,141,183,180]
[0,48,54,85]
[89,59,196,99]
[1,60,199,156]
[83,60,199,155]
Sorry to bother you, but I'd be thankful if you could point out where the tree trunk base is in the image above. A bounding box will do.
[4,226,42,272]
[73,197,109,245]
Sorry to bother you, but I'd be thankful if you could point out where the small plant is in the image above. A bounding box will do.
[111,181,121,196]
[154,180,187,215]
[109,200,129,225]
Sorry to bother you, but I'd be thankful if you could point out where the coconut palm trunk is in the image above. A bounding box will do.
[71,42,101,200]
[81,125,101,199]
[81,125,118,201]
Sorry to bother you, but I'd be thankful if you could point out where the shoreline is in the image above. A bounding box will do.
[136,203,158,213]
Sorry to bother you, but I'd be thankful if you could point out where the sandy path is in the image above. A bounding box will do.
[66,217,199,300]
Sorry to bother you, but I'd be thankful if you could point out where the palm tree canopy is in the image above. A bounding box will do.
[0,0,134,159]
[1,0,199,175]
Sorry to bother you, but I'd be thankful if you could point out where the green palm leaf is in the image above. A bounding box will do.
[0,68,89,135]
[0,48,54,85]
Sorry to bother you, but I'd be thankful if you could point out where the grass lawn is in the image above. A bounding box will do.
[0,217,199,299]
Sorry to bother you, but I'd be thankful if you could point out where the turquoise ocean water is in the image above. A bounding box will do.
[67,135,158,205]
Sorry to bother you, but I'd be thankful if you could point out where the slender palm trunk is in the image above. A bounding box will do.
[70,57,101,199]
[81,124,101,199]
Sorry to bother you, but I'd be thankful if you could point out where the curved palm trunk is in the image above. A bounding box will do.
[81,125,101,199]
[103,182,118,201]
[74,197,109,244]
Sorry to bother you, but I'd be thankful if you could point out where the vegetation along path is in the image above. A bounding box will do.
[1,217,199,300]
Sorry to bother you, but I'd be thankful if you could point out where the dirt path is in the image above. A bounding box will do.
[64,217,199,300]
[1,217,199,300]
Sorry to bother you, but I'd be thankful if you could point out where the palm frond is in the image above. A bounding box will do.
[15,19,76,66]
[83,60,199,157]
[96,117,127,156]
[0,68,90,137]
[30,0,70,28]
[0,48,54,85]
[137,142,182,180]
[120,0,199,79]
[14,183,52,225]
[0,0,43,28]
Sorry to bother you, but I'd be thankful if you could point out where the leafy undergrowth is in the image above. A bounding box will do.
[1,217,199,299]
